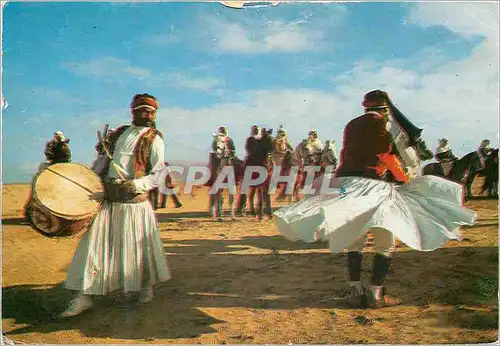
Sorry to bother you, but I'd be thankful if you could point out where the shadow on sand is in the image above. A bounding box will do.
[2,282,223,341]
[3,238,498,340]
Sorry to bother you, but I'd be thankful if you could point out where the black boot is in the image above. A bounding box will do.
[367,253,400,308]
[336,251,367,308]
[371,253,392,286]
[348,251,363,281]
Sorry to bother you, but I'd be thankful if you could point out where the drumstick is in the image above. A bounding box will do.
[97,130,128,180]
[103,124,109,138]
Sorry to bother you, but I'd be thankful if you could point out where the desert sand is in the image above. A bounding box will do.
[1,178,498,344]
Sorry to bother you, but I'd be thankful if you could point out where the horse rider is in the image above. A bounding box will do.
[209,126,237,220]
[478,139,492,158]
[305,130,323,165]
[435,138,458,176]
[39,131,72,171]
[212,126,236,161]
[322,140,338,171]
[273,124,293,159]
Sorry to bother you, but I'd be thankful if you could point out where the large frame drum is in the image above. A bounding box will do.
[25,163,104,237]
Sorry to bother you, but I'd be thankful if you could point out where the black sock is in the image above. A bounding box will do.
[347,251,363,282]
[372,253,392,286]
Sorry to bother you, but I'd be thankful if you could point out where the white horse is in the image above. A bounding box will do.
[285,138,341,201]
[208,133,238,220]
[272,135,295,202]
[321,140,338,171]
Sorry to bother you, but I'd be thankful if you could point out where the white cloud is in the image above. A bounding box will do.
[187,5,348,54]
[33,87,86,105]
[8,3,497,175]
[124,66,152,80]
[64,57,224,91]
[152,88,350,162]
[406,2,499,40]
[217,19,323,53]
[150,2,499,162]
[65,57,142,82]
[327,2,499,155]
[1,87,85,116]
[168,72,225,91]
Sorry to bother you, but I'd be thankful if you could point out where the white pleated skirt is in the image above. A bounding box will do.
[273,175,477,253]
[64,201,171,295]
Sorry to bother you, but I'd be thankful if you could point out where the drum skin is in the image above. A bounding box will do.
[25,163,105,237]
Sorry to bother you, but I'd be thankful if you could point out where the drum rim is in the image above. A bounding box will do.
[32,162,104,220]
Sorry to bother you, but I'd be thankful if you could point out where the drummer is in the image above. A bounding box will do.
[60,93,171,318]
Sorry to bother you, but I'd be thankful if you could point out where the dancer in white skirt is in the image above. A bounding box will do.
[61,94,171,318]
[273,90,476,308]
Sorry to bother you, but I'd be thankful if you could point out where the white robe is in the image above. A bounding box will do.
[64,125,171,295]
[274,175,476,253]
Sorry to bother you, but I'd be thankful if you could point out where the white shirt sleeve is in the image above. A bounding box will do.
[133,135,166,193]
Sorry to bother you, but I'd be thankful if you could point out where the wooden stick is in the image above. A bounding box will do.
[97,130,127,180]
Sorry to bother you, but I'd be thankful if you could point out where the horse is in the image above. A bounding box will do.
[476,148,498,197]
[272,136,295,202]
[236,128,274,220]
[288,139,326,202]
[422,150,484,199]
[206,133,244,220]
[321,139,338,172]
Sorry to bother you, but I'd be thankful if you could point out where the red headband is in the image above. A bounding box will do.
[131,96,159,111]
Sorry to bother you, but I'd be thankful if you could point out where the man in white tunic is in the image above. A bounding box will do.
[60,93,171,318]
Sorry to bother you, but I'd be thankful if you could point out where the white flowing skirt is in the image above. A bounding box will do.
[273,175,477,253]
[64,201,171,295]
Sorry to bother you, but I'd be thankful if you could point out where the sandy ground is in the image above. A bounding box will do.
[1,178,498,344]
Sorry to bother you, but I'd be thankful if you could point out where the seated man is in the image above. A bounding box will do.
[212,126,236,160]
[273,124,293,162]
[478,139,492,158]
[322,140,338,171]
[305,130,323,165]
[435,138,457,176]
[39,131,71,171]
